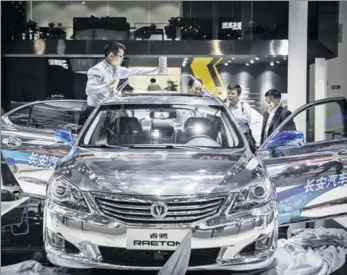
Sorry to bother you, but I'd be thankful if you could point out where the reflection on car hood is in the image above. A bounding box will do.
[58,147,261,196]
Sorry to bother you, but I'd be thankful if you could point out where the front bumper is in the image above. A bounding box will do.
[44,198,277,271]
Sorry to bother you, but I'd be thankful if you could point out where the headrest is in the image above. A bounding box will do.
[113,117,142,135]
[183,117,219,140]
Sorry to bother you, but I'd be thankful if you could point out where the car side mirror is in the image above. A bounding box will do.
[55,129,74,145]
[263,130,304,150]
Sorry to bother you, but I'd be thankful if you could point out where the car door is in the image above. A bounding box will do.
[2,99,87,135]
[257,97,347,226]
[1,100,87,198]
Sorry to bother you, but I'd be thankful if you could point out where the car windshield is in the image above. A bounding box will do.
[80,103,243,149]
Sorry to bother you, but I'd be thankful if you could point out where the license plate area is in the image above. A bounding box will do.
[126,228,189,250]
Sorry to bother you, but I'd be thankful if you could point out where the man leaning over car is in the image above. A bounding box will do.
[85,41,158,119]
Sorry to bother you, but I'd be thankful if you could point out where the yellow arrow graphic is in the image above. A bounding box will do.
[190,57,214,92]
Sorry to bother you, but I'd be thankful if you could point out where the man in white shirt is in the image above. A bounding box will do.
[85,41,158,117]
[260,89,295,144]
[226,83,252,133]
[226,83,257,152]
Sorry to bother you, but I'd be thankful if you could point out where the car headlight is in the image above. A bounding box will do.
[231,177,273,211]
[48,176,90,212]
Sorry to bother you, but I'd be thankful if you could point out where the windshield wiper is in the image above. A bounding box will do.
[79,144,128,149]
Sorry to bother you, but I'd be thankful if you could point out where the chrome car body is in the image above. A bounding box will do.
[2,93,347,271]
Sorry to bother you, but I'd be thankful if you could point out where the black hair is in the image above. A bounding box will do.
[227,83,242,95]
[150,78,156,83]
[265,89,282,99]
[104,41,125,57]
[188,79,194,88]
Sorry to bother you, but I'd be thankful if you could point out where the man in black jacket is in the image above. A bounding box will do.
[260,89,296,144]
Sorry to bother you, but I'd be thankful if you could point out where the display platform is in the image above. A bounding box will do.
[2,198,347,275]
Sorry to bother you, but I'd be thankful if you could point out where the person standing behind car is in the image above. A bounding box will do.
[147,78,162,91]
[260,89,296,144]
[226,83,257,152]
[85,41,158,118]
[187,78,209,96]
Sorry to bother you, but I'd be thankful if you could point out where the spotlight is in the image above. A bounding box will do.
[270,61,274,66]
[246,63,249,66]
[255,57,259,61]
[250,60,254,64]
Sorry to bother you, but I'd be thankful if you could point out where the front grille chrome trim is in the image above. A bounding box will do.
[92,193,231,225]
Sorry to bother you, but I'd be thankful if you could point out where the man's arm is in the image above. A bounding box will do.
[282,109,296,131]
[118,67,158,79]
[86,67,113,98]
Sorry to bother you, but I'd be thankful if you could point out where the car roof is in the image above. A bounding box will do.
[103,91,223,106]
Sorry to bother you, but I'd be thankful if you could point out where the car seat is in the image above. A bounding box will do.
[180,117,219,143]
[108,117,146,145]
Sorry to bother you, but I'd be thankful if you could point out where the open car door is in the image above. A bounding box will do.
[257,97,347,226]
[0,100,87,198]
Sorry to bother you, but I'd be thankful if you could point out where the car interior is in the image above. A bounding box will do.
[87,107,236,148]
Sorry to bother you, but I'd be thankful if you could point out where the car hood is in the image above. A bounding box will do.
[59,147,262,196]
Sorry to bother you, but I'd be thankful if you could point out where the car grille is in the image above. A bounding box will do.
[99,247,220,267]
[93,194,227,224]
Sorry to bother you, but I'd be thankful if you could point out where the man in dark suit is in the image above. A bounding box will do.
[260,89,295,144]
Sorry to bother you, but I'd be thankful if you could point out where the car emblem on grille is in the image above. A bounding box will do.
[150,201,168,219]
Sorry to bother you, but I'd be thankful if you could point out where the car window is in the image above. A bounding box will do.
[282,101,346,143]
[260,100,347,157]
[81,104,243,149]
[8,106,31,127]
[29,101,87,134]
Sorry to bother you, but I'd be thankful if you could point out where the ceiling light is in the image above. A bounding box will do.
[224,63,228,66]
[246,63,249,66]
[232,57,235,60]
[255,57,259,61]
[276,61,280,64]
[283,57,287,60]
[228,60,232,63]
[270,61,274,66]
[250,60,254,64]
[184,57,188,61]
[182,64,186,67]
[81,1,86,4]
